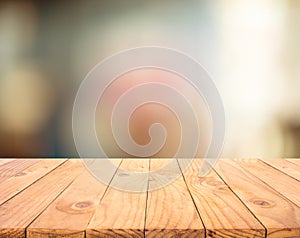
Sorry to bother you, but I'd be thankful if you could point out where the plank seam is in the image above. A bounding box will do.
[259,159,300,182]
[211,163,268,238]
[176,159,206,238]
[233,159,300,210]
[287,159,300,167]
[84,159,123,237]
[0,159,68,207]
[23,159,89,237]
[143,159,150,238]
[0,159,40,185]
[25,176,77,237]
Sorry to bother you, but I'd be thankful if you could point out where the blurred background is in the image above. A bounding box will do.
[0,0,299,158]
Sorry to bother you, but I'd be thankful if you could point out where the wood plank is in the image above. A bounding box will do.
[27,159,121,238]
[261,159,300,181]
[0,159,65,206]
[179,159,265,238]
[0,159,15,167]
[0,160,84,238]
[0,158,299,237]
[87,159,148,238]
[0,159,39,184]
[215,159,300,237]
[287,158,300,167]
[233,159,300,209]
[145,159,204,238]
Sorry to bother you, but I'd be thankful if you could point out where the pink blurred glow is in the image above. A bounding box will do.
[95,68,212,157]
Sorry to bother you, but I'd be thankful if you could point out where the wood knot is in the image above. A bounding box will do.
[56,200,95,214]
[15,172,26,177]
[74,201,91,209]
[118,173,129,177]
[251,198,274,208]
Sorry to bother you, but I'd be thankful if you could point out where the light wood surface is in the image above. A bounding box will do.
[0,158,299,238]
[87,159,148,238]
[287,158,300,166]
[215,159,300,237]
[0,159,65,206]
[261,158,300,181]
[0,159,15,167]
[180,159,265,238]
[27,160,119,238]
[0,160,81,238]
[145,159,204,238]
[233,159,300,209]
[0,159,39,184]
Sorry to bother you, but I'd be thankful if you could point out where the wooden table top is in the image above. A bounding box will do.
[0,158,299,238]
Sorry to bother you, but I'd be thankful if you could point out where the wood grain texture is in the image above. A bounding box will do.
[0,160,83,238]
[87,159,148,238]
[0,159,39,184]
[0,159,15,167]
[215,159,300,237]
[261,159,300,181]
[145,159,204,238]
[287,158,300,166]
[27,160,121,238]
[0,158,299,237]
[179,159,265,238]
[233,159,300,209]
[0,159,65,206]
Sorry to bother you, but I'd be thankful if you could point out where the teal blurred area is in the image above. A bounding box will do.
[0,0,299,157]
